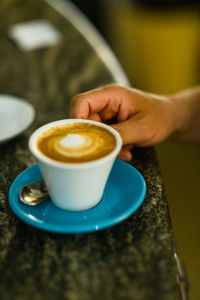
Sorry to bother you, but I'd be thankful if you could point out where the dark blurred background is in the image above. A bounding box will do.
[70,1,200,299]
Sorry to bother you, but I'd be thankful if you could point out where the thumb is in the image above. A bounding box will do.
[111,118,144,146]
[111,122,130,145]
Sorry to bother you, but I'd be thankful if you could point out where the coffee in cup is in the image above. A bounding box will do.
[29,119,122,211]
[37,122,116,163]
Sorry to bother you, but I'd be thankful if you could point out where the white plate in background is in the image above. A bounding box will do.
[0,95,35,143]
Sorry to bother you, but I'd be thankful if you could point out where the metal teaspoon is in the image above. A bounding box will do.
[19,179,48,205]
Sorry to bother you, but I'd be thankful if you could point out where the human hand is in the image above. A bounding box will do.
[70,84,177,161]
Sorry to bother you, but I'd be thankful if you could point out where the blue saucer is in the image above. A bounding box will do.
[9,159,146,234]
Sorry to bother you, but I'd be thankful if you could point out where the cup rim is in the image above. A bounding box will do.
[28,119,122,169]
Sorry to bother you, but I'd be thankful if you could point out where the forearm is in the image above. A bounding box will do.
[169,86,200,142]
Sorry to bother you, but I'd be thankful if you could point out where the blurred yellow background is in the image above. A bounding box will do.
[102,1,199,94]
[101,1,200,299]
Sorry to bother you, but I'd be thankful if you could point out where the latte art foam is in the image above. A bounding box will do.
[60,134,85,147]
[37,123,116,163]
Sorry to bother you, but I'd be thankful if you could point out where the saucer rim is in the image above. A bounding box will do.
[9,160,146,234]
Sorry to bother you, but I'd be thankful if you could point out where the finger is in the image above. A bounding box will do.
[111,117,147,146]
[88,113,102,122]
[117,149,133,162]
[69,87,120,119]
[99,98,119,121]
[122,144,134,150]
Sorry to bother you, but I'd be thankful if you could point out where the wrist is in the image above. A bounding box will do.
[168,87,200,141]
[167,93,188,136]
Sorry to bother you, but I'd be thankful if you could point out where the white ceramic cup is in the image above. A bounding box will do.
[28,119,122,211]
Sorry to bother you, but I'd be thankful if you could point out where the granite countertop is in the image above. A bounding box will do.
[0,0,183,299]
